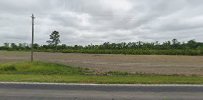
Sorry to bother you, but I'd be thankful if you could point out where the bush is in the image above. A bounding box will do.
[0,65,17,71]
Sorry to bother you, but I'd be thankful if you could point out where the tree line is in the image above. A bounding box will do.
[0,31,203,55]
[1,39,203,55]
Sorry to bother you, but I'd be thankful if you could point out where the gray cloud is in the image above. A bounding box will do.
[0,0,203,45]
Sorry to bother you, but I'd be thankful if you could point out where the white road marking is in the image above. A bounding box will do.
[0,82,203,87]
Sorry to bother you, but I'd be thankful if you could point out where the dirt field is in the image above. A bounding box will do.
[0,51,203,76]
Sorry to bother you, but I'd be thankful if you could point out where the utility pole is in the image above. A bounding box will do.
[31,14,35,62]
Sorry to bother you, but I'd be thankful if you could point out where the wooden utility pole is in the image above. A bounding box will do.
[31,14,35,62]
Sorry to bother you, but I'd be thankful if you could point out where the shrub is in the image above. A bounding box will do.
[0,65,17,71]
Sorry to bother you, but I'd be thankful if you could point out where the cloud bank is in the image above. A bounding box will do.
[0,0,203,45]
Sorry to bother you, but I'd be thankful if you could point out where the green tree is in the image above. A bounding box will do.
[4,43,9,48]
[187,40,198,49]
[33,43,40,50]
[47,31,61,50]
[11,43,18,50]
[171,39,180,49]
[1,43,10,50]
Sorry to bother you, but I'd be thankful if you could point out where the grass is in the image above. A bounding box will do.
[0,62,203,84]
[0,62,91,75]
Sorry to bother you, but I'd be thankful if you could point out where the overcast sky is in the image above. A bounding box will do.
[0,0,203,45]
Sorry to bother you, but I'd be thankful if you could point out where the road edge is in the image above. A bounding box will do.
[0,82,203,87]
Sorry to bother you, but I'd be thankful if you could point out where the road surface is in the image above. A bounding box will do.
[0,83,202,100]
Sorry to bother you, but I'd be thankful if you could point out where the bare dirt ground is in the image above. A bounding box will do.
[0,51,203,76]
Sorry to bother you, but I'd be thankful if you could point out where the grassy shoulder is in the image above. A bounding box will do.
[0,62,203,84]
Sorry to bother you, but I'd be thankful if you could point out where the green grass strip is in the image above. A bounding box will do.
[0,74,203,84]
[0,62,203,84]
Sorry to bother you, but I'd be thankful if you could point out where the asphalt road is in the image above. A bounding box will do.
[0,83,203,100]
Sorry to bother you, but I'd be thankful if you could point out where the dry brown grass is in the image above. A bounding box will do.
[0,51,203,76]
